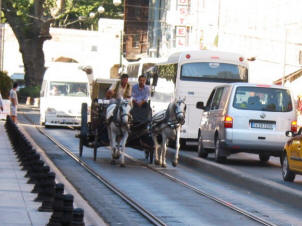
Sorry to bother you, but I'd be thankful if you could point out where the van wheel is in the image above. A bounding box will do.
[197,134,208,158]
[281,152,295,182]
[259,153,270,162]
[215,139,226,163]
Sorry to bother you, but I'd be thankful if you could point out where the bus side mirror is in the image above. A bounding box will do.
[152,73,158,87]
[196,101,205,110]
[146,73,151,85]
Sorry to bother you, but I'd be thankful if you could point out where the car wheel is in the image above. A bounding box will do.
[281,152,295,182]
[197,133,208,158]
[215,138,226,163]
[259,153,270,162]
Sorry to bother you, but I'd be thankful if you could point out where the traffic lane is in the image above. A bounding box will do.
[45,129,264,226]
[179,149,302,190]
[45,128,301,226]
[18,106,301,224]
[18,121,154,226]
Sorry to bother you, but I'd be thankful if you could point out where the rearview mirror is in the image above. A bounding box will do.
[196,101,205,110]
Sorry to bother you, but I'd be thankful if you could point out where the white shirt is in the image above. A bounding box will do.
[9,89,18,106]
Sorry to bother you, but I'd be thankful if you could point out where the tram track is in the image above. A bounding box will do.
[39,126,277,226]
[20,110,278,226]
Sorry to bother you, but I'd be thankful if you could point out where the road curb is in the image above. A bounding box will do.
[18,124,107,226]
[166,148,302,209]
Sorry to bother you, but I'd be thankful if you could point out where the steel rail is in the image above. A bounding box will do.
[20,110,275,226]
[125,154,278,226]
[37,127,166,226]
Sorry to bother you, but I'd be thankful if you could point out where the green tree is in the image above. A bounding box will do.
[0,71,12,98]
[1,0,123,87]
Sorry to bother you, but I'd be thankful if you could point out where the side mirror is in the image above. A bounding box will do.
[152,73,158,87]
[196,101,205,110]
[285,131,293,137]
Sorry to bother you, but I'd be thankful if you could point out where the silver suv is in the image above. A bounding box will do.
[196,83,297,163]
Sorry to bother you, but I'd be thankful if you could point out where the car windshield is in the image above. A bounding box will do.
[49,82,89,97]
[233,86,292,112]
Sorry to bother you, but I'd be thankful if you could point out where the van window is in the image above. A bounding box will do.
[211,87,224,110]
[49,82,89,97]
[233,86,293,112]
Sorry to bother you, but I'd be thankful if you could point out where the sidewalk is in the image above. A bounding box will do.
[0,121,51,226]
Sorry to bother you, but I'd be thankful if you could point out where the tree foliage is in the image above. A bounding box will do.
[0,71,12,99]
[1,0,123,87]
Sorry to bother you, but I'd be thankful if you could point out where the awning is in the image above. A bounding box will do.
[273,68,302,85]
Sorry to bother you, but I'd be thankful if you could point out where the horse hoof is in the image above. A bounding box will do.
[161,163,167,168]
[155,160,160,165]
[120,163,126,168]
[110,160,116,165]
[145,151,149,159]
[172,161,178,167]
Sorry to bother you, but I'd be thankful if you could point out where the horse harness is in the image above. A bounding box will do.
[109,101,132,130]
[151,101,186,132]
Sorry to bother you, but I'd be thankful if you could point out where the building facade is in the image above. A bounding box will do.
[147,0,219,58]
[124,0,150,60]
[147,0,302,85]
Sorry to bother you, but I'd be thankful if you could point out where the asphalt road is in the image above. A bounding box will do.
[16,105,302,225]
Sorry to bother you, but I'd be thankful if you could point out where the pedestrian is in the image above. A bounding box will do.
[9,82,19,123]
[0,91,3,112]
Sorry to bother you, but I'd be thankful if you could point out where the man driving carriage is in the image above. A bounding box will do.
[106,73,132,101]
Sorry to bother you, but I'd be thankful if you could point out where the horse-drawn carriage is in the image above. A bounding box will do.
[78,78,154,164]
[78,78,186,167]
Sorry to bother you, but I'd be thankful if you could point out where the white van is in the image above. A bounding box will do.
[196,83,297,163]
[40,62,91,127]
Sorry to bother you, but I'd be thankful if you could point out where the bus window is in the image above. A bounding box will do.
[180,62,248,82]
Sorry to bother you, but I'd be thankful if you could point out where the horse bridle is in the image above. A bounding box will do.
[174,100,186,125]
[118,102,132,124]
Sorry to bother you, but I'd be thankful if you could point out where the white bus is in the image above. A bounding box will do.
[150,50,249,146]
[126,57,162,78]
[40,62,91,127]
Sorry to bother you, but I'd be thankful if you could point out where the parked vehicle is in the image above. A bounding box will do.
[155,50,250,147]
[196,83,297,163]
[40,62,91,127]
[281,128,302,182]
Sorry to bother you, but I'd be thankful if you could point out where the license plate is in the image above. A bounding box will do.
[251,122,274,129]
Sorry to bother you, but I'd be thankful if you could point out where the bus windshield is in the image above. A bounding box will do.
[180,62,248,82]
[49,82,89,97]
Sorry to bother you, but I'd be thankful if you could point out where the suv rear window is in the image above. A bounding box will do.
[233,86,292,112]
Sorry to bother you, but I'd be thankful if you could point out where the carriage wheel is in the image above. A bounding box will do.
[79,138,83,157]
[79,102,88,157]
[93,129,98,161]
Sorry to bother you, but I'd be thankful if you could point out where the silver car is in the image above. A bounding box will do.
[196,83,297,163]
